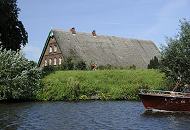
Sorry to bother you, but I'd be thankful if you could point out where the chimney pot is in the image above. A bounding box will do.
[92,30,96,37]
[70,27,76,34]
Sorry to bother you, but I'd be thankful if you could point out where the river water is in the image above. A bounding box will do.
[0,101,190,130]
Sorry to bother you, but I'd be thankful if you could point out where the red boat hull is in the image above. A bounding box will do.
[139,93,190,112]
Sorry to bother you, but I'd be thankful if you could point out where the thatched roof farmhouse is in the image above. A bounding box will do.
[38,28,160,68]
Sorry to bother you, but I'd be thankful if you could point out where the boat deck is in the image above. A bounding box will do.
[140,89,190,98]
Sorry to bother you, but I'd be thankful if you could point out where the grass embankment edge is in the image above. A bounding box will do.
[36,69,167,101]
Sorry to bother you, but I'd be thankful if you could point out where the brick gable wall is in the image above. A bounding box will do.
[39,36,63,67]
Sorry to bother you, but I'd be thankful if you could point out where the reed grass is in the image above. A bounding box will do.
[37,69,166,101]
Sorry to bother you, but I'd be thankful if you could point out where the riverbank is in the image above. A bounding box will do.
[36,69,167,101]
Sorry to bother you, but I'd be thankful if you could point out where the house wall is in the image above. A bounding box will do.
[39,36,63,67]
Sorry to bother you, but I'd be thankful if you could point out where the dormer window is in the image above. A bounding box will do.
[49,46,52,53]
[54,45,57,52]
[54,58,57,65]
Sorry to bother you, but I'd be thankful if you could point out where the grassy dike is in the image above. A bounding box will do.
[36,69,167,101]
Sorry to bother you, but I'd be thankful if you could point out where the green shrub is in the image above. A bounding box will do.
[62,57,75,70]
[42,65,55,77]
[75,60,87,70]
[129,65,136,70]
[0,48,41,100]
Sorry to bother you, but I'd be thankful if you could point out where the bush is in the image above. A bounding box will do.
[75,60,87,70]
[62,57,75,70]
[59,57,87,70]
[42,65,55,77]
[129,64,136,70]
[0,48,41,100]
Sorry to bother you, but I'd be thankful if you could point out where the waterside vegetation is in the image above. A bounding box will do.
[37,69,166,101]
[0,48,41,101]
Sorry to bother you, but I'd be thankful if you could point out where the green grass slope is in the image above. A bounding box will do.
[37,69,166,101]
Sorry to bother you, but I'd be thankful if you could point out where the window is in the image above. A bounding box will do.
[54,58,57,65]
[49,59,52,65]
[49,46,52,53]
[44,59,47,66]
[54,45,57,52]
[59,58,62,65]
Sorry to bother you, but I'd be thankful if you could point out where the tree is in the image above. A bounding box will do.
[62,57,75,70]
[160,19,190,84]
[0,48,41,100]
[147,56,160,69]
[0,0,28,51]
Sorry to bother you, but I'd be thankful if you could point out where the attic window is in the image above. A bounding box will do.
[54,45,57,52]
[49,59,52,65]
[49,46,52,53]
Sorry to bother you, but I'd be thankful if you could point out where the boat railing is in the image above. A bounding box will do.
[139,89,190,97]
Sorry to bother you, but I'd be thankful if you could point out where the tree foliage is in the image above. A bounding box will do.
[147,56,160,69]
[160,19,190,84]
[63,57,75,70]
[75,60,87,70]
[61,57,87,70]
[0,0,28,51]
[0,48,41,100]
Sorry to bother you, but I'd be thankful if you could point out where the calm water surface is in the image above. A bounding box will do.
[0,101,190,130]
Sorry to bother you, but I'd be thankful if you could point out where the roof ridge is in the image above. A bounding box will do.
[52,29,153,42]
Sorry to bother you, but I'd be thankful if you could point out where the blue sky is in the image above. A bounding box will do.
[17,0,190,62]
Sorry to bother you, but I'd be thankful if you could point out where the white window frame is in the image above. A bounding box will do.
[54,58,57,65]
[54,45,57,52]
[49,46,52,53]
[44,59,47,66]
[49,59,52,65]
[59,58,62,65]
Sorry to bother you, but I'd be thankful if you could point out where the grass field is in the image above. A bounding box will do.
[37,69,167,101]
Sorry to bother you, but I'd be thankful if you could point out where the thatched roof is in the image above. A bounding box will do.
[39,29,160,68]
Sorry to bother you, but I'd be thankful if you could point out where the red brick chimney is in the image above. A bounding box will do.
[92,30,96,37]
[70,27,76,34]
